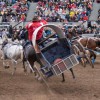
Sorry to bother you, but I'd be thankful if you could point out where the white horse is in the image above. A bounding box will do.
[1,34,23,75]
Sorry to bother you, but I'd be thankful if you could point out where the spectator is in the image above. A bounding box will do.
[0,0,29,22]
[35,0,93,22]
[83,14,88,21]
[97,9,100,24]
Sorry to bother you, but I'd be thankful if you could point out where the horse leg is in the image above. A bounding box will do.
[24,57,35,74]
[1,49,5,60]
[20,49,23,62]
[12,60,17,75]
[26,60,40,79]
[61,73,65,82]
[69,68,75,79]
[2,59,10,69]
[1,54,4,60]
[33,65,40,79]
[1,53,9,68]
[22,59,27,73]
[2,60,7,68]
[28,61,34,73]
[80,58,86,67]
[85,55,94,68]
[90,51,96,64]
[35,60,46,81]
[6,61,10,68]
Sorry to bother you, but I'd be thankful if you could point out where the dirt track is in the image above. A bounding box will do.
[0,56,100,100]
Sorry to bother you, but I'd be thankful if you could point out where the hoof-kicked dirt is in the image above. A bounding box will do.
[0,57,100,100]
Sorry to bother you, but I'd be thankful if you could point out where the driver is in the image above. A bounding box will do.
[26,15,47,44]
[25,15,48,67]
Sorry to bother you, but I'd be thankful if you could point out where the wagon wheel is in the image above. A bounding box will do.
[85,54,94,68]
[72,45,86,67]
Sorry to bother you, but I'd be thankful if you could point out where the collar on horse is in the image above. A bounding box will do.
[86,38,90,48]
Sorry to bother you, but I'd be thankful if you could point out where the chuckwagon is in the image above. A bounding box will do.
[31,24,79,81]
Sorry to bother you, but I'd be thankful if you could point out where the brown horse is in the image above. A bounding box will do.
[77,37,100,50]
[66,30,98,67]
[75,37,100,67]
[72,41,96,68]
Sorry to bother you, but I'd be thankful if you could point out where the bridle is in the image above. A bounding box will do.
[95,39,100,47]
[86,37,100,48]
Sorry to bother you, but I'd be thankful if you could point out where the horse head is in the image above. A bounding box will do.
[2,33,8,43]
[12,31,20,41]
[85,37,100,50]
[95,38,100,48]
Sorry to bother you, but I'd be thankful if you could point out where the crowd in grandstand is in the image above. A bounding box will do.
[63,22,100,36]
[0,0,29,22]
[97,9,100,24]
[36,0,93,22]
[0,0,99,40]
[0,21,99,40]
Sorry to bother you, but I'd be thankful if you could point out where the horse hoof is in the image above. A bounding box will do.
[92,66,94,68]
[84,64,86,68]
[24,69,27,72]
[24,73,28,75]
[73,77,75,79]
[30,70,32,73]
[12,73,14,75]
[4,66,10,69]
[61,80,65,82]
[38,77,42,81]
[1,57,3,60]
[35,75,39,79]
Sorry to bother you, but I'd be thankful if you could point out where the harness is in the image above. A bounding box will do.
[86,38,90,48]
[23,40,32,49]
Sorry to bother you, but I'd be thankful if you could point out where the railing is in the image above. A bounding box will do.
[0,20,99,29]
[9,21,85,28]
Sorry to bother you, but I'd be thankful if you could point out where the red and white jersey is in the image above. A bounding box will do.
[26,22,33,41]
[26,20,47,41]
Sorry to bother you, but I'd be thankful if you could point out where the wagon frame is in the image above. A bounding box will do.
[31,24,79,79]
